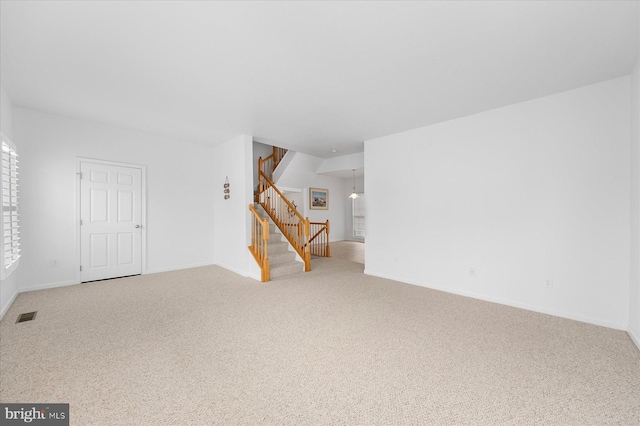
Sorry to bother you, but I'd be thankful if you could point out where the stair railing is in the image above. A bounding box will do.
[308,220,331,257]
[259,146,288,183]
[248,204,271,282]
[272,146,287,172]
[257,169,311,272]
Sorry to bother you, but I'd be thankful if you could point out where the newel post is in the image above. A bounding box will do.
[325,220,331,258]
[258,157,264,193]
[304,217,311,271]
[262,216,270,282]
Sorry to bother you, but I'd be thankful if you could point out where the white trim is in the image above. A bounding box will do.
[214,262,256,279]
[146,262,215,275]
[628,329,640,352]
[2,280,78,320]
[2,263,219,312]
[76,158,147,282]
[364,269,627,331]
[19,279,79,293]
[246,272,262,281]
[0,287,19,320]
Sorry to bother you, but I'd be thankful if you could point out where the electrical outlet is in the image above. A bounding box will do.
[469,267,476,277]
[544,279,553,289]
[51,259,59,267]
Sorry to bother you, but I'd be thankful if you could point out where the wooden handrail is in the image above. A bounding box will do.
[309,225,326,244]
[248,204,270,282]
[250,204,270,241]
[263,153,274,162]
[308,220,331,257]
[259,170,305,223]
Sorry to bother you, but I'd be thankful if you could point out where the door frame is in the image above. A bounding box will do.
[76,157,147,283]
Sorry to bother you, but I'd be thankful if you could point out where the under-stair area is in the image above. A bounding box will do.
[249,145,331,282]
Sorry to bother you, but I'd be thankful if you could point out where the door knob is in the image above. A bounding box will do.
[135,224,141,229]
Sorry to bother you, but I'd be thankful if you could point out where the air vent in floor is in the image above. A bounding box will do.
[16,311,37,323]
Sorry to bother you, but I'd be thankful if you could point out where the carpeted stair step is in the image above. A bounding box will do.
[269,241,290,254]
[269,232,283,243]
[270,259,303,279]
[269,250,297,265]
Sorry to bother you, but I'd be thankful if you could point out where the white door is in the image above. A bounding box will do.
[80,161,142,282]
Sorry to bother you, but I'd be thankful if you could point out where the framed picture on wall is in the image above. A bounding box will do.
[309,188,329,210]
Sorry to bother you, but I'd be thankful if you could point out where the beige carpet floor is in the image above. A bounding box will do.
[1,241,639,425]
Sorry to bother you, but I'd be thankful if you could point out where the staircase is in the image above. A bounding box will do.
[248,145,330,282]
[253,203,304,279]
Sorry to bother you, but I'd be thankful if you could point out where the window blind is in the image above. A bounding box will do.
[1,134,19,279]
[353,194,365,238]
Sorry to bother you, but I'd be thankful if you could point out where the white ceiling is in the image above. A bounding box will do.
[1,1,638,158]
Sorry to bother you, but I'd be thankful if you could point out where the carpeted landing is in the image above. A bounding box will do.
[1,242,639,425]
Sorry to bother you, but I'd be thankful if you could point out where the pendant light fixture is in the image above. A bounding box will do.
[349,169,359,199]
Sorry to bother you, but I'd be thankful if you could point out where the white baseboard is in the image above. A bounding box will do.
[20,279,79,293]
[628,329,640,352]
[247,272,262,281]
[146,261,214,275]
[0,289,19,320]
[364,269,627,331]
[6,263,216,315]
[2,280,77,320]
[214,262,264,282]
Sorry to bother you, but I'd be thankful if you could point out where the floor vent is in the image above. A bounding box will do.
[16,311,37,324]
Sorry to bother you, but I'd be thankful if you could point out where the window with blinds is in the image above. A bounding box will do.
[353,194,365,238]
[1,133,19,279]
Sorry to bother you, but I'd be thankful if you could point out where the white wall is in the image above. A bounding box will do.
[282,190,303,214]
[365,77,631,330]
[316,152,364,174]
[14,108,215,291]
[276,152,347,241]
[213,134,260,279]
[1,87,14,140]
[0,86,19,318]
[629,46,640,345]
